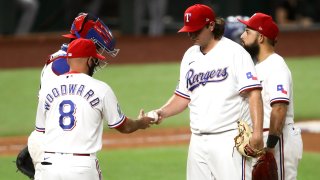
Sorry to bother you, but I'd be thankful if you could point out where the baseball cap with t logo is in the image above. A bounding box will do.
[178,4,216,33]
[67,38,105,60]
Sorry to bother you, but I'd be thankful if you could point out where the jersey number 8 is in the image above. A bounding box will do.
[59,100,77,130]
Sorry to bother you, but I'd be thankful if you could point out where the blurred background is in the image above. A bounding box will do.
[1,0,320,69]
[1,0,320,36]
[0,1,320,179]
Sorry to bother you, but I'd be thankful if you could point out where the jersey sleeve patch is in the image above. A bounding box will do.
[276,84,287,95]
[175,90,190,100]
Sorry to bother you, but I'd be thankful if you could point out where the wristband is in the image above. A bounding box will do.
[266,134,280,148]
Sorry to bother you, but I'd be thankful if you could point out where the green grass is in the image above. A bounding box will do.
[1,146,319,180]
[0,57,320,136]
[286,57,320,120]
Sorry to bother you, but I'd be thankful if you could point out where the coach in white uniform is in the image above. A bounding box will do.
[28,13,121,179]
[35,38,154,180]
[153,4,264,180]
[239,13,303,180]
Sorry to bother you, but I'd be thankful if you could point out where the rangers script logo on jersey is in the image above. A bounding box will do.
[186,67,228,91]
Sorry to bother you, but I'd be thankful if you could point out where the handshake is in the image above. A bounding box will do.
[139,109,162,124]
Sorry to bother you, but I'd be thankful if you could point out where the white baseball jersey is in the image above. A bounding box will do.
[255,53,294,128]
[175,37,262,134]
[35,72,126,154]
[255,53,302,180]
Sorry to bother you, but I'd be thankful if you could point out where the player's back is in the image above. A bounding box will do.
[39,73,109,154]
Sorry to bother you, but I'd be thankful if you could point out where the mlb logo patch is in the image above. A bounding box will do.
[246,72,257,80]
[277,84,287,94]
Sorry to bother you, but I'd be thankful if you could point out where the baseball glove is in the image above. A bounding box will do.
[252,151,278,180]
[234,120,264,158]
[16,146,35,179]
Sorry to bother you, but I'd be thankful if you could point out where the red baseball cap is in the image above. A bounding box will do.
[67,38,105,60]
[178,4,216,33]
[238,13,279,40]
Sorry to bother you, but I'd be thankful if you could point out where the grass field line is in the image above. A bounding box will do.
[295,120,320,133]
[1,120,319,156]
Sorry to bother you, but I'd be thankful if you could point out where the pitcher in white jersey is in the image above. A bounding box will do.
[35,38,154,180]
[152,4,264,180]
[239,13,303,180]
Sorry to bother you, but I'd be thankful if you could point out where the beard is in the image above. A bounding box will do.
[242,39,260,61]
[87,59,96,77]
[88,65,95,76]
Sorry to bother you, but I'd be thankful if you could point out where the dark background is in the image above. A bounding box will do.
[1,0,319,35]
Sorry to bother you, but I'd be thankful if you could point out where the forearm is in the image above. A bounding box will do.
[116,118,149,134]
[269,103,287,136]
[159,94,189,119]
[248,90,264,137]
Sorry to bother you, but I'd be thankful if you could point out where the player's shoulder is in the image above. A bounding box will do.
[89,77,114,93]
[219,37,251,59]
[260,53,291,75]
[267,53,289,69]
[181,45,201,63]
[220,37,244,51]
[184,45,200,55]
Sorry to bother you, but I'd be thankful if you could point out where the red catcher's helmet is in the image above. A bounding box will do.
[63,13,119,57]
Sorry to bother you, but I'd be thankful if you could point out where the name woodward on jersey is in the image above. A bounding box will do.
[44,83,100,110]
[186,67,229,91]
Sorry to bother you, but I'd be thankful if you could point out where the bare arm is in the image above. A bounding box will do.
[247,89,264,150]
[156,94,190,123]
[269,103,287,135]
[266,103,288,150]
[116,110,154,134]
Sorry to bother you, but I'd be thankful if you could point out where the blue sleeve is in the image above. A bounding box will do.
[51,58,70,75]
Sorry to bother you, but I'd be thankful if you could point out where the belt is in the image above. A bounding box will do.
[193,128,270,136]
[45,151,90,156]
[192,129,235,135]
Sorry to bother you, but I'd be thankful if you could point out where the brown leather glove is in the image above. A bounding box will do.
[252,151,278,180]
[234,120,264,158]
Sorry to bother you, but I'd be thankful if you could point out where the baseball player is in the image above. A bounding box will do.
[239,13,303,180]
[153,4,264,180]
[27,12,120,179]
[35,38,154,180]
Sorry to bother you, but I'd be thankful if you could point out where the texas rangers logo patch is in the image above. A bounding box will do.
[246,72,257,80]
[277,84,287,94]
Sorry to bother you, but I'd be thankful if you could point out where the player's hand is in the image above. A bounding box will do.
[154,109,165,125]
[265,147,275,155]
[137,109,155,128]
[249,133,264,150]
